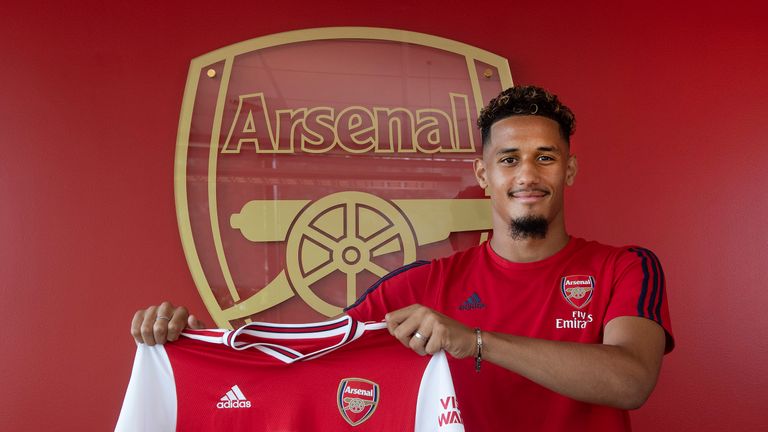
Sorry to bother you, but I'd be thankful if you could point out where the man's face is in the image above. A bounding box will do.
[473,115,577,239]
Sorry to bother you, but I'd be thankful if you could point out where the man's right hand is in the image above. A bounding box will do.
[130,301,206,346]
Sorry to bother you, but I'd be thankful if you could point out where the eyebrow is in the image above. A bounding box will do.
[537,146,561,153]
[494,146,562,156]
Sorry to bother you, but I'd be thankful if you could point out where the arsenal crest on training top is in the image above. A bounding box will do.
[560,275,596,309]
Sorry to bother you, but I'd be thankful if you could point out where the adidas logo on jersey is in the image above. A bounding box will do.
[216,385,252,409]
[458,292,486,311]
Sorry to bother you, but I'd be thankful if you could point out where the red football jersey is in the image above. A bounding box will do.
[346,237,675,432]
[116,316,465,431]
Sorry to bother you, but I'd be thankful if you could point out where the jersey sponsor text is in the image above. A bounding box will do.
[438,396,463,427]
[556,311,594,329]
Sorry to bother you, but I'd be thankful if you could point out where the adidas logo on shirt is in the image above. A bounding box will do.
[458,292,486,311]
[216,385,252,409]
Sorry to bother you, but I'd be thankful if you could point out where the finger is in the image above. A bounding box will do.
[140,306,158,346]
[409,328,431,356]
[153,302,177,344]
[396,311,435,355]
[385,308,409,337]
[385,304,425,338]
[386,317,399,337]
[391,312,422,345]
[165,305,190,342]
[385,304,420,329]
[424,325,444,355]
[387,318,415,349]
[131,310,146,344]
[188,314,207,329]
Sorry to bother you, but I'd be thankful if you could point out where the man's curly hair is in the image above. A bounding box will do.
[477,85,575,145]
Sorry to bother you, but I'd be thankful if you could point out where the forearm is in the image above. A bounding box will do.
[385,306,667,410]
[482,329,663,409]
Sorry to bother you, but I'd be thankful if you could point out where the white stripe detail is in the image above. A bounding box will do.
[231,385,246,400]
[180,330,229,344]
[252,344,304,364]
[180,317,388,364]
[236,327,346,340]
[364,321,387,331]
[225,316,363,363]
[303,319,373,361]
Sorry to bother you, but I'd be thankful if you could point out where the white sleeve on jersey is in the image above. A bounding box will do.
[414,351,465,432]
[115,344,177,432]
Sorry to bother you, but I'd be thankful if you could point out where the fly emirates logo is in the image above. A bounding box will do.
[220,92,477,155]
[556,310,594,329]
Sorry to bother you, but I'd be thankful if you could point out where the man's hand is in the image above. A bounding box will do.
[130,301,206,346]
[385,305,666,409]
[385,304,476,359]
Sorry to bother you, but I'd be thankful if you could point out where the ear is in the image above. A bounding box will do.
[473,158,488,189]
[565,155,578,186]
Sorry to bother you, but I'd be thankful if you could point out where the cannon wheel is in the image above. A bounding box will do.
[285,192,417,316]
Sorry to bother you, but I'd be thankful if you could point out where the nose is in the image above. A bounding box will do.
[516,159,540,186]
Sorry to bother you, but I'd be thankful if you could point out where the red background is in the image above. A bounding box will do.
[1,1,766,430]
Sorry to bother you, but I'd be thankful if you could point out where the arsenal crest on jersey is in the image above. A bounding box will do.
[560,275,595,309]
[337,378,379,426]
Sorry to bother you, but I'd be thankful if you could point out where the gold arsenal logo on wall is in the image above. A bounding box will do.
[175,27,513,327]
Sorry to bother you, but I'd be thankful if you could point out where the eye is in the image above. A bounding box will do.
[500,156,518,165]
[537,155,555,162]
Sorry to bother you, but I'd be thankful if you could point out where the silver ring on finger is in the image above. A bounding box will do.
[413,331,425,340]
[156,315,171,321]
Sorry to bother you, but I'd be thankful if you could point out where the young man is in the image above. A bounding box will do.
[133,86,673,431]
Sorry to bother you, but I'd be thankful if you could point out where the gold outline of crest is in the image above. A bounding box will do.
[175,27,513,328]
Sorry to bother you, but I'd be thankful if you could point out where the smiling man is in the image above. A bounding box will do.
[133,86,674,431]
[344,86,674,431]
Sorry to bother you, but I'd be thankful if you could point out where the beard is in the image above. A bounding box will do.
[508,215,549,240]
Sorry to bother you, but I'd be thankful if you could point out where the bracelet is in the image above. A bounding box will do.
[474,328,483,373]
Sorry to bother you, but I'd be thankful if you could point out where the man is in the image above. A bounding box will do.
[132,86,673,431]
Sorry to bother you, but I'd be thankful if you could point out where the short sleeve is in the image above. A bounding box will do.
[345,260,432,322]
[604,247,675,353]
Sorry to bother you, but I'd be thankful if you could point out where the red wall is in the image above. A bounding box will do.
[2,1,766,430]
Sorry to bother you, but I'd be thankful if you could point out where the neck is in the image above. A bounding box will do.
[489,221,570,263]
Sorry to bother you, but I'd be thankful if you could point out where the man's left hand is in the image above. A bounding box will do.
[385,304,476,358]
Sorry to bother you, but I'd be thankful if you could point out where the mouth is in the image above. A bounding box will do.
[508,189,549,203]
